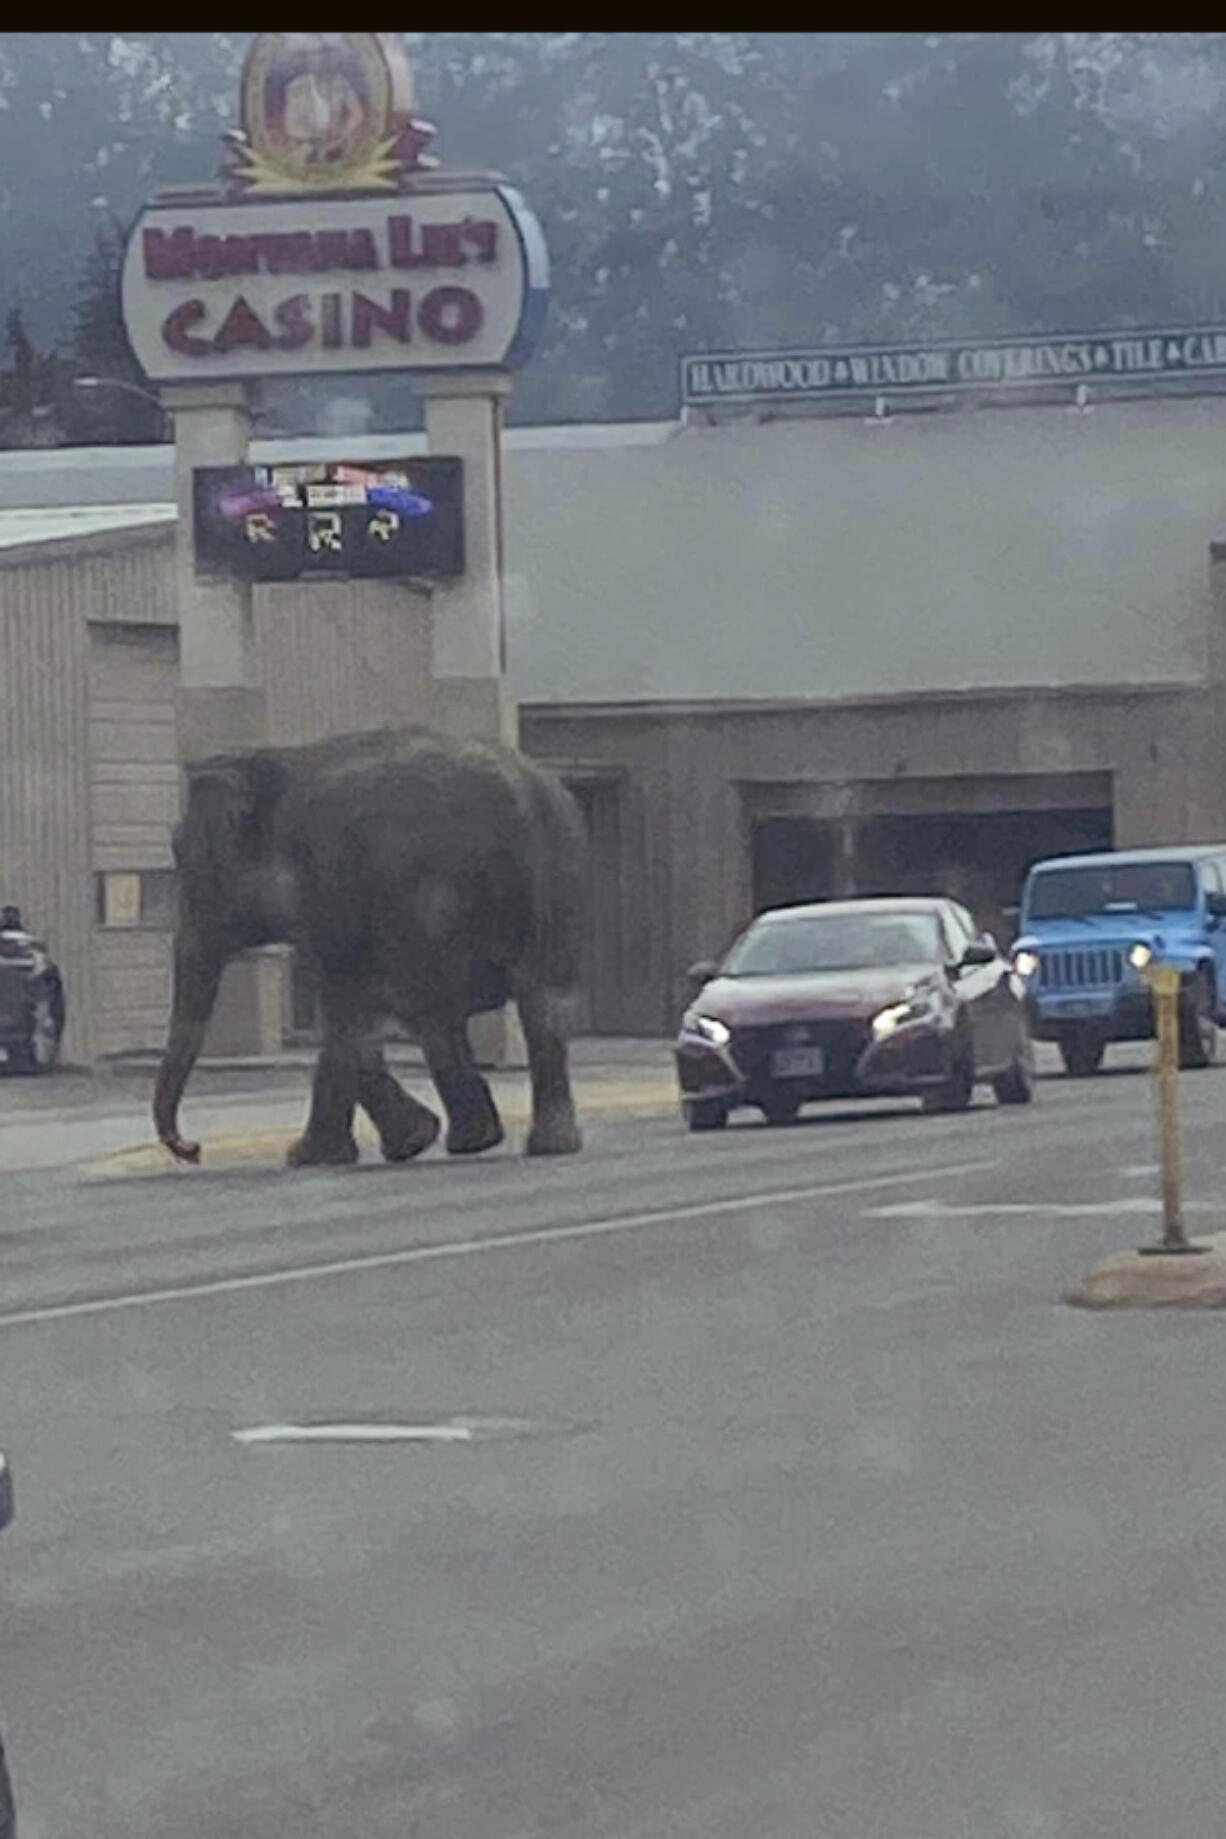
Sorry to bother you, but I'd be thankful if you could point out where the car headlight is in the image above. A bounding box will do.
[871,986,942,1039]
[683,1012,731,1048]
[1013,949,1039,979]
[1128,942,1153,970]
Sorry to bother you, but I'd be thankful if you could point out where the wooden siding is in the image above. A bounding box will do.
[0,555,95,1060]
[254,580,433,744]
[87,622,180,1056]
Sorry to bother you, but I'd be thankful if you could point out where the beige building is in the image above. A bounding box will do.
[2,394,1226,1057]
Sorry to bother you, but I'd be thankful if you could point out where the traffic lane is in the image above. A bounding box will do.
[0,1053,1204,1318]
[5,1089,1226,1834]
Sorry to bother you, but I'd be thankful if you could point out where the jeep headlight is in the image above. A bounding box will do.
[1013,949,1039,979]
[872,986,941,1039]
[683,1011,731,1048]
[1128,941,1153,971]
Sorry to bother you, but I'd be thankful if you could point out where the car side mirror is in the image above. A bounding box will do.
[1207,892,1226,921]
[960,936,997,970]
[687,959,719,989]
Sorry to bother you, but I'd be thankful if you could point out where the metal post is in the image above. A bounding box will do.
[1139,963,1206,1255]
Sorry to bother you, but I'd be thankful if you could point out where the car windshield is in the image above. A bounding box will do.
[1026,862,1197,920]
[722,911,943,976]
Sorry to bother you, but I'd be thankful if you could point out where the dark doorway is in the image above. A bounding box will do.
[855,806,1114,945]
[566,775,623,1033]
[750,805,1113,947]
[752,818,837,913]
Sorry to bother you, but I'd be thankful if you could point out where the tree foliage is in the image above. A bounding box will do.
[0,32,1225,438]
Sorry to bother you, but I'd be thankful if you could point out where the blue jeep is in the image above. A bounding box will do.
[1012,845,1226,1075]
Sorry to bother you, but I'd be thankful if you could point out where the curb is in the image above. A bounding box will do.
[1065,1228,1226,1309]
[84,1082,682,1179]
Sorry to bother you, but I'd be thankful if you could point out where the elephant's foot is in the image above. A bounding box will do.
[286,1131,360,1169]
[526,1110,583,1157]
[378,1106,441,1163]
[445,1113,506,1156]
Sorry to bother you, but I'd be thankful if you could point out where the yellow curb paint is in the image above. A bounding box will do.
[83,1082,682,1180]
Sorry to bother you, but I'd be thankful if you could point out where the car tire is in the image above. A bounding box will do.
[686,1098,729,1132]
[0,1734,14,1839]
[1060,1029,1105,1078]
[11,990,63,1075]
[1178,974,1218,1071]
[761,1093,801,1126]
[922,1039,975,1113]
[993,1037,1035,1106]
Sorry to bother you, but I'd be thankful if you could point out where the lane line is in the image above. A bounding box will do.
[233,1423,475,1446]
[0,1157,997,1332]
[867,1196,1221,1221]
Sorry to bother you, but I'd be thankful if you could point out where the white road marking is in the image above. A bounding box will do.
[233,1422,474,1446]
[866,1196,1219,1220]
[0,1157,997,1331]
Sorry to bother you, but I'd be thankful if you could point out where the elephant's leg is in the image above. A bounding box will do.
[517,985,583,1157]
[417,1020,505,1156]
[287,998,362,1168]
[356,1043,440,1163]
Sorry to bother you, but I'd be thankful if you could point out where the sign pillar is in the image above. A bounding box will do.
[164,378,285,1056]
[424,374,517,747]
[425,373,525,1065]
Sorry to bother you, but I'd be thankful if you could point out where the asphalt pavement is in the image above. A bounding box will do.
[3,1045,1226,1836]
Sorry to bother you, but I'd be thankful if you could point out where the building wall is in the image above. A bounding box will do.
[255,579,434,744]
[503,398,1226,703]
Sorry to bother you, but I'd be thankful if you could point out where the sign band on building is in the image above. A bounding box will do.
[682,326,1226,406]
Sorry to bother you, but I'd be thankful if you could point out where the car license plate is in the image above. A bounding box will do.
[771,1045,825,1079]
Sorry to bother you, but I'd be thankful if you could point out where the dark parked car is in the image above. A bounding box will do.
[0,916,65,1074]
[0,1448,13,1839]
[675,896,1034,1130]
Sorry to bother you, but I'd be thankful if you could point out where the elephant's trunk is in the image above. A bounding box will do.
[153,941,222,1163]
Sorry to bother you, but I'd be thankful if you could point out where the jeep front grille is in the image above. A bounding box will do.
[1037,946,1124,991]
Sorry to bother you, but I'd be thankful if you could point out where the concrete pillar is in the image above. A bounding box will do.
[423,374,525,1067]
[424,377,519,748]
[164,380,284,1057]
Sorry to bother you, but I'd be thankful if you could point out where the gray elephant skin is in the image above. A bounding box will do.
[153,727,587,1168]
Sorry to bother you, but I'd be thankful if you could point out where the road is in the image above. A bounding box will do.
[3,1052,1226,1837]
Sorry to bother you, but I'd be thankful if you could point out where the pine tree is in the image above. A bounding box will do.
[68,220,164,444]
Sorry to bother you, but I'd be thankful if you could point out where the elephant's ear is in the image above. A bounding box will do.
[185,763,259,872]
[184,753,289,872]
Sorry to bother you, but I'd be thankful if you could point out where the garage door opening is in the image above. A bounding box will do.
[752,818,838,913]
[752,806,1114,946]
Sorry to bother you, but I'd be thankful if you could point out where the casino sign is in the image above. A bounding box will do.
[121,33,548,382]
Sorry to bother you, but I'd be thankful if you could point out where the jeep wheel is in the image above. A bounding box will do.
[1060,1029,1105,1078]
[1179,974,1218,1071]
[686,1098,729,1132]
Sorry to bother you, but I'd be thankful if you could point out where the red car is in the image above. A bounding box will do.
[675,896,1034,1131]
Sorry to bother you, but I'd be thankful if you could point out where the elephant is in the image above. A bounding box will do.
[153,726,588,1169]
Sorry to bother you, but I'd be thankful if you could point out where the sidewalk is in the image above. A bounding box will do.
[0,1038,681,1176]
